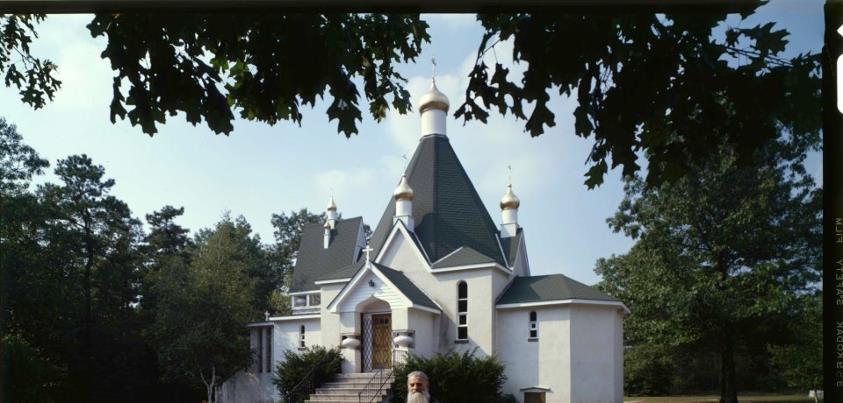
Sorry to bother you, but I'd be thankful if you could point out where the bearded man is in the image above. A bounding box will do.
[405,370,440,403]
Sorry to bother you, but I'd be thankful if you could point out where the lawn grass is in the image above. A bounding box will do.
[623,394,818,403]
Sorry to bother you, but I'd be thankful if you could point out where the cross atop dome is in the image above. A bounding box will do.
[419,58,449,136]
[432,57,438,86]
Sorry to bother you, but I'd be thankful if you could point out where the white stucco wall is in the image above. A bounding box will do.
[378,227,503,357]
[496,306,571,403]
[220,318,321,403]
[433,270,497,356]
[275,319,322,359]
[378,228,429,277]
[319,283,344,348]
[569,305,624,403]
[496,303,623,403]
[407,307,437,358]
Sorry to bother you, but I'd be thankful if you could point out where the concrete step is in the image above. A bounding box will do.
[334,372,391,379]
[320,379,394,389]
[305,396,384,403]
[316,389,388,395]
[306,373,393,403]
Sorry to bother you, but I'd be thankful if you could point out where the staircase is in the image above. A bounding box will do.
[304,372,394,403]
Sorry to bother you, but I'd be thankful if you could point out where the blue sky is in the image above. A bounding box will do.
[1,2,823,285]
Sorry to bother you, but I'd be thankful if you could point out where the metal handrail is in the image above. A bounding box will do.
[285,353,335,403]
[357,367,386,403]
[358,349,407,403]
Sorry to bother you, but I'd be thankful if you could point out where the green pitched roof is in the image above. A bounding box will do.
[289,217,363,292]
[496,274,620,305]
[369,134,507,267]
[432,246,498,269]
[499,229,523,267]
[373,263,439,311]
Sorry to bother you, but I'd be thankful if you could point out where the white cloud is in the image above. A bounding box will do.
[51,40,112,112]
[31,15,113,113]
[314,167,377,203]
[422,14,480,30]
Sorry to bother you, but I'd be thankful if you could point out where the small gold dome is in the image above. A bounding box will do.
[326,196,337,211]
[393,174,414,201]
[419,83,449,114]
[500,184,520,210]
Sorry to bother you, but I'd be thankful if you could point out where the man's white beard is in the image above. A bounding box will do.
[406,390,430,403]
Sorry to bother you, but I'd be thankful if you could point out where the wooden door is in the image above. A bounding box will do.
[371,314,392,369]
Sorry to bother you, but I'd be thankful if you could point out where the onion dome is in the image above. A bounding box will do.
[500,184,520,210]
[393,174,415,201]
[326,196,337,211]
[419,83,449,114]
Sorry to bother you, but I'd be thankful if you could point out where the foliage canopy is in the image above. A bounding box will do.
[596,131,821,402]
[0,4,821,187]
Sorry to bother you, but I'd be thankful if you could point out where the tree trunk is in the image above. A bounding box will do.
[201,365,217,403]
[81,214,95,400]
[719,329,738,403]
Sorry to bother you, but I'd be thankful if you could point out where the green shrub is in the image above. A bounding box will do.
[273,346,343,403]
[392,349,507,403]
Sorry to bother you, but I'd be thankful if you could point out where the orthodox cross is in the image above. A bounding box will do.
[507,164,512,186]
[402,153,408,171]
[363,243,374,268]
[432,57,437,86]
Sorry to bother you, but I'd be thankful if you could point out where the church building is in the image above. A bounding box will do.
[221,75,628,403]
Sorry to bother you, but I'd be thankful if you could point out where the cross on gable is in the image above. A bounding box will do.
[363,244,374,267]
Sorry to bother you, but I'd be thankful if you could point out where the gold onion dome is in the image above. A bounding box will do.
[326,196,337,211]
[500,184,520,210]
[419,83,450,114]
[393,174,415,201]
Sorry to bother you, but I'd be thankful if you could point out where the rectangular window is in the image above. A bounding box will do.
[256,328,263,373]
[529,311,538,340]
[265,327,272,373]
[299,325,306,349]
[292,295,307,308]
[309,293,321,306]
[457,282,468,341]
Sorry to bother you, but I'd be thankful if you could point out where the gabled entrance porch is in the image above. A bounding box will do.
[327,261,441,374]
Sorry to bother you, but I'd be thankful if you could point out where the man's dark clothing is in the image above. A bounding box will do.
[380,391,441,403]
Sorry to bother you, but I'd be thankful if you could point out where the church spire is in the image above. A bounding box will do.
[419,57,449,137]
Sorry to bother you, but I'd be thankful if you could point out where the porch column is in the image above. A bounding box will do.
[339,312,361,373]
[392,329,415,366]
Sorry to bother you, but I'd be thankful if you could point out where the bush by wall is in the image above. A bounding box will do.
[391,349,507,403]
[273,346,342,403]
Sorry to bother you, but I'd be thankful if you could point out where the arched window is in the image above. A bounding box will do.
[300,325,306,348]
[529,311,538,340]
[457,281,468,341]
